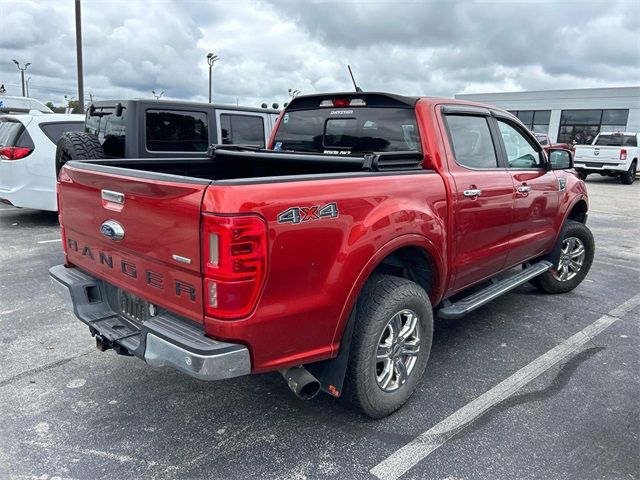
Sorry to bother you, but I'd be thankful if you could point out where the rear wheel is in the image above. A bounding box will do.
[55,132,105,177]
[343,275,433,418]
[620,161,637,185]
[530,220,594,294]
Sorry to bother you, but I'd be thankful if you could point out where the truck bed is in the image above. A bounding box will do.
[68,147,425,184]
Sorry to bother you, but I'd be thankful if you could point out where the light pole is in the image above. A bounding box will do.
[152,90,164,100]
[12,59,31,97]
[75,0,84,113]
[206,53,220,103]
[26,77,31,97]
[288,88,301,99]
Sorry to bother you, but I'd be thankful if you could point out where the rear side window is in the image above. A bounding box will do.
[594,134,637,147]
[85,107,126,157]
[220,114,265,147]
[445,115,498,169]
[146,110,209,152]
[0,119,34,149]
[39,122,83,144]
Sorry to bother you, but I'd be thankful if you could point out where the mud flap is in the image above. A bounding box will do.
[305,307,357,398]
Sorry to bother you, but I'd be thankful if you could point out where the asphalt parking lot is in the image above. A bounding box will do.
[1,175,638,480]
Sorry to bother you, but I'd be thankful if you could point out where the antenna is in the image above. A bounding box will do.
[347,65,363,93]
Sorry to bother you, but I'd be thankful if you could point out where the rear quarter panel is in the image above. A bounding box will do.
[203,172,447,371]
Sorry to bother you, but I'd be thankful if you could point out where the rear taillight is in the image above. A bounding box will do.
[0,146,32,160]
[202,213,268,319]
[620,149,627,161]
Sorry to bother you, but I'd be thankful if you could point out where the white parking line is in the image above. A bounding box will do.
[370,293,640,480]
[37,238,62,244]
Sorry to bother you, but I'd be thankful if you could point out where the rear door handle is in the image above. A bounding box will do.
[463,189,482,197]
[516,185,531,193]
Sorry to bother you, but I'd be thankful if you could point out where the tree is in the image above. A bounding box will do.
[45,101,66,113]
[67,100,81,113]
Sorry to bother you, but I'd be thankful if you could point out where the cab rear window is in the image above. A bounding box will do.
[273,108,420,154]
[594,134,637,147]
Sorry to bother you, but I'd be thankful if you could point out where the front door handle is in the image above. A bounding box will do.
[463,189,482,197]
[516,185,531,193]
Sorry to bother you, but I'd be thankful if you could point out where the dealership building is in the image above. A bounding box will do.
[455,86,640,145]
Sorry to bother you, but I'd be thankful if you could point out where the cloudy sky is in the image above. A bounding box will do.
[0,0,638,108]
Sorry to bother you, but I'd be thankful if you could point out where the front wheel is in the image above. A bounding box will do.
[576,171,589,181]
[343,275,433,418]
[530,220,594,294]
[620,161,637,185]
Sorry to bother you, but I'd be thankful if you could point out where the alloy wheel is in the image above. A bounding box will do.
[552,236,586,282]
[375,309,421,392]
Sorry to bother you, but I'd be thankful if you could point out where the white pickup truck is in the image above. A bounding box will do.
[574,132,639,184]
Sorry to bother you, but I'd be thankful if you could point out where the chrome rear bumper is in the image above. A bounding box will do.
[49,264,251,381]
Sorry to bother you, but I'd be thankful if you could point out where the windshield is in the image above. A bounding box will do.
[594,134,637,147]
[273,107,420,154]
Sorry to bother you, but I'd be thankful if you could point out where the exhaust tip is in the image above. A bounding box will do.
[281,367,321,400]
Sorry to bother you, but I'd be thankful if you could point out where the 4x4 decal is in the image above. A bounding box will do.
[277,202,339,224]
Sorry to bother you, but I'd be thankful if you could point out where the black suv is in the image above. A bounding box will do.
[56,99,279,172]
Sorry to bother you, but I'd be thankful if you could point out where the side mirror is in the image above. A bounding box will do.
[548,148,573,170]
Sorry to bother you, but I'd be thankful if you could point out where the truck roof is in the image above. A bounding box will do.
[597,131,638,136]
[286,91,421,109]
[89,98,279,114]
[285,91,516,119]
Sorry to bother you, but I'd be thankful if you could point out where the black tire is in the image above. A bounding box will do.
[576,171,589,181]
[342,275,433,418]
[55,132,105,177]
[530,220,594,294]
[620,161,637,185]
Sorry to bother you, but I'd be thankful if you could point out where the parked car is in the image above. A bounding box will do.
[0,95,54,114]
[50,92,592,418]
[55,99,280,175]
[573,132,639,184]
[533,133,574,153]
[0,112,84,211]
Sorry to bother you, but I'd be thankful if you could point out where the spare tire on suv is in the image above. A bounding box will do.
[56,132,105,177]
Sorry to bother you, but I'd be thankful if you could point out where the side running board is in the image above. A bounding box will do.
[437,261,553,320]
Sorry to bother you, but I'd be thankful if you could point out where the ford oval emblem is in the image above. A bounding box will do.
[100,220,125,241]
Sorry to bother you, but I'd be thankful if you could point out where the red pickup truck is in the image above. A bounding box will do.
[50,92,593,417]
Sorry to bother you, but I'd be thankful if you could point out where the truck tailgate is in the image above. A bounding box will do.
[58,163,210,323]
[575,146,620,162]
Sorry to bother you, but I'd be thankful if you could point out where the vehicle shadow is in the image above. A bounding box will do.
[9,280,602,479]
[0,206,58,229]
[584,175,636,185]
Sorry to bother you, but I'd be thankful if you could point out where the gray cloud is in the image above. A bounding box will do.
[0,0,638,108]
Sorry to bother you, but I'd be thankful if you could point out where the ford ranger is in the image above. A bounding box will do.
[50,92,594,418]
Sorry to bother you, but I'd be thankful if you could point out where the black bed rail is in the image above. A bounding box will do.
[207,145,423,172]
